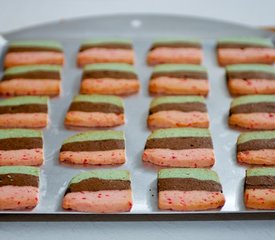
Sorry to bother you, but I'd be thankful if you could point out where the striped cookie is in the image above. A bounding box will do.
[80,63,140,95]
[0,96,48,128]
[147,38,202,65]
[148,96,209,129]
[62,169,132,213]
[245,167,275,209]
[237,131,275,165]
[59,130,125,165]
[0,166,39,210]
[149,64,209,96]
[217,37,275,66]
[142,128,215,167]
[229,95,275,130]
[64,94,125,128]
[158,168,225,211]
[0,65,61,96]
[226,64,275,95]
[77,39,135,67]
[4,40,64,68]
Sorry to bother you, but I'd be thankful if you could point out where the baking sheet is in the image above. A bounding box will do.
[0,14,275,219]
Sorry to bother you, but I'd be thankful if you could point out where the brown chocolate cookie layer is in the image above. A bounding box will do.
[82,70,137,80]
[80,43,133,51]
[145,137,213,150]
[151,71,207,80]
[2,71,61,81]
[150,42,201,50]
[61,139,124,152]
[238,139,275,152]
[7,47,62,53]
[150,102,207,114]
[158,178,222,192]
[218,43,273,49]
[230,102,275,115]
[0,104,47,114]
[0,137,43,150]
[0,173,39,187]
[66,178,131,194]
[246,176,275,189]
[68,102,124,114]
[227,71,275,80]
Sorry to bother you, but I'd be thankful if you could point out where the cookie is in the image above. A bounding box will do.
[62,170,132,213]
[158,168,225,211]
[147,96,209,129]
[226,64,275,95]
[64,94,125,128]
[0,129,43,166]
[217,37,275,66]
[237,131,275,165]
[245,167,275,209]
[0,96,48,128]
[0,65,61,96]
[147,38,202,65]
[0,166,39,210]
[4,40,64,68]
[80,63,140,95]
[59,130,125,165]
[77,39,135,67]
[149,64,209,96]
[229,95,275,130]
[142,128,215,167]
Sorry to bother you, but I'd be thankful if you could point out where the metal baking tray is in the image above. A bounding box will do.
[0,14,275,220]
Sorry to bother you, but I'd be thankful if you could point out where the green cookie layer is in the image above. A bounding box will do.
[70,169,130,184]
[0,96,48,107]
[247,167,275,177]
[81,39,132,46]
[73,94,124,108]
[4,65,62,76]
[0,166,39,177]
[63,130,124,144]
[226,64,275,75]
[218,37,273,48]
[150,96,205,108]
[9,40,63,51]
[152,38,201,45]
[231,95,275,108]
[153,64,206,73]
[238,131,275,144]
[148,128,210,139]
[158,168,220,182]
[0,129,42,140]
[84,63,136,74]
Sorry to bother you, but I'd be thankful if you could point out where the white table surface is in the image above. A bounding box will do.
[1,0,275,239]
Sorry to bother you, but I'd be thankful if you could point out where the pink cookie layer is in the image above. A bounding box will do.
[65,111,124,128]
[238,149,275,165]
[218,48,275,66]
[228,79,275,95]
[149,77,209,96]
[0,186,38,210]
[0,79,60,96]
[4,52,64,68]
[147,47,202,65]
[77,48,134,66]
[142,148,215,167]
[0,149,43,166]
[62,189,132,213]
[245,189,275,209]
[59,150,125,165]
[81,78,140,95]
[0,113,48,128]
[148,111,209,129]
[159,190,225,211]
[229,113,275,130]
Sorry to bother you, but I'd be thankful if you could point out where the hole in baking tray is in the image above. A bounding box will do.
[131,19,142,28]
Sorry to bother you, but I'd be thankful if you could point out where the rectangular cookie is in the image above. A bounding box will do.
[226,64,275,95]
[245,167,275,209]
[158,168,225,211]
[64,94,125,128]
[77,39,135,67]
[0,129,43,166]
[0,65,61,96]
[62,169,132,213]
[147,38,202,65]
[0,96,48,128]
[4,40,64,68]
[217,37,275,66]
[80,63,140,95]
[229,95,275,130]
[59,130,125,165]
[148,96,209,129]
[237,131,275,165]
[149,64,209,96]
[0,166,39,210]
[142,128,215,167]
